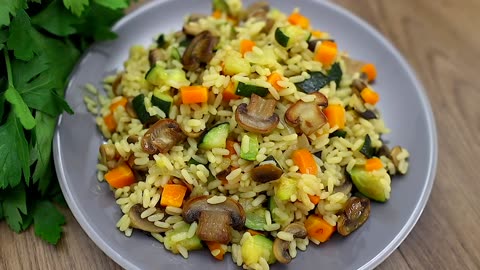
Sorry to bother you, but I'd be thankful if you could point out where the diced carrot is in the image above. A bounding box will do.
[226,139,237,157]
[314,42,338,67]
[222,81,240,101]
[292,148,318,175]
[103,113,117,132]
[360,63,377,82]
[240,39,255,56]
[160,184,188,208]
[323,104,346,129]
[206,242,227,260]
[322,40,337,49]
[308,194,321,205]
[104,163,136,189]
[304,215,336,243]
[360,87,380,105]
[288,12,310,29]
[247,229,263,236]
[365,157,383,171]
[180,85,209,104]
[311,30,324,38]
[109,97,128,113]
[267,72,284,91]
[212,10,222,19]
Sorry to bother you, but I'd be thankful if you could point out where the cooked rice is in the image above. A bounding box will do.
[88,0,410,269]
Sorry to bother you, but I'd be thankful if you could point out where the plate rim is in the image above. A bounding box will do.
[53,0,438,269]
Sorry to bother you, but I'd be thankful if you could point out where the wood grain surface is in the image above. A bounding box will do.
[2,0,480,269]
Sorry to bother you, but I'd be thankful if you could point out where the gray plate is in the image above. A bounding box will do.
[53,0,438,269]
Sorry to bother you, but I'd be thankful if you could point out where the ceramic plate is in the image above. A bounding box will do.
[54,0,437,269]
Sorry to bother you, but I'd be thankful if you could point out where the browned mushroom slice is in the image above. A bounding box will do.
[337,197,370,236]
[126,135,139,144]
[235,94,279,134]
[99,144,117,169]
[251,163,283,183]
[182,31,219,71]
[141,119,186,154]
[128,204,168,233]
[182,195,246,244]
[285,92,328,135]
[148,48,168,67]
[351,78,367,97]
[273,223,308,264]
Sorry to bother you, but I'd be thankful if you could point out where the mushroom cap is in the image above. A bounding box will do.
[251,164,283,183]
[182,31,219,71]
[141,119,186,154]
[128,204,167,233]
[337,197,371,236]
[273,223,307,264]
[284,92,328,135]
[182,195,246,230]
[235,94,280,134]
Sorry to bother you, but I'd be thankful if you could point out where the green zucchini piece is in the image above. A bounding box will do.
[164,222,202,253]
[132,94,151,124]
[145,66,190,89]
[328,62,343,86]
[171,47,181,61]
[295,71,330,94]
[360,134,374,158]
[235,82,269,97]
[245,208,268,231]
[329,130,347,138]
[274,26,311,48]
[275,177,297,201]
[199,123,230,150]
[151,91,173,118]
[240,133,259,161]
[350,165,391,202]
[242,235,276,265]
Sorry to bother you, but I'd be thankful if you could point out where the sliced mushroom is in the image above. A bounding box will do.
[182,195,246,244]
[127,135,139,144]
[285,92,328,135]
[251,163,283,183]
[125,99,138,118]
[337,197,370,236]
[149,48,168,67]
[351,78,367,97]
[235,94,279,134]
[182,30,219,71]
[358,109,377,120]
[112,73,123,96]
[99,144,117,169]
[307,39,335,52]
[245,1,269,19]
[273,222,308,264]
[141,119,186,154]
[128,204,168,233]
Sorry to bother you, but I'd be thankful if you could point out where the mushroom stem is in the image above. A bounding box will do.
[197,211,232,244]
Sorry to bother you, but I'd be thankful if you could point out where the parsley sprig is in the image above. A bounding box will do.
[0,0,132,244]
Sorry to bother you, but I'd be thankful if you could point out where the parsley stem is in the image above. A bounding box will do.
[3,49,14,88]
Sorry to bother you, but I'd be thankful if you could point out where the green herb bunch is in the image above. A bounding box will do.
[0,0,133,244]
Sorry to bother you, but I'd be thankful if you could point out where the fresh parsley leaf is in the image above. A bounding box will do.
[32,0,81,36]
[76,3,123,41]
[33,200,65,244]
[94,0,128,9]
[7,9,41,61]
[0,0,27,27]
[31,112,56,194]
[0,112,31,188]
[2,184,27,232]
[5,86,36,129]
[63,0,89,17]
[21,210,33,230]
[0,29,8,50]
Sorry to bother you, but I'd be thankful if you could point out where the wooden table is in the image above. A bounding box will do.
[2,0,480,269]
